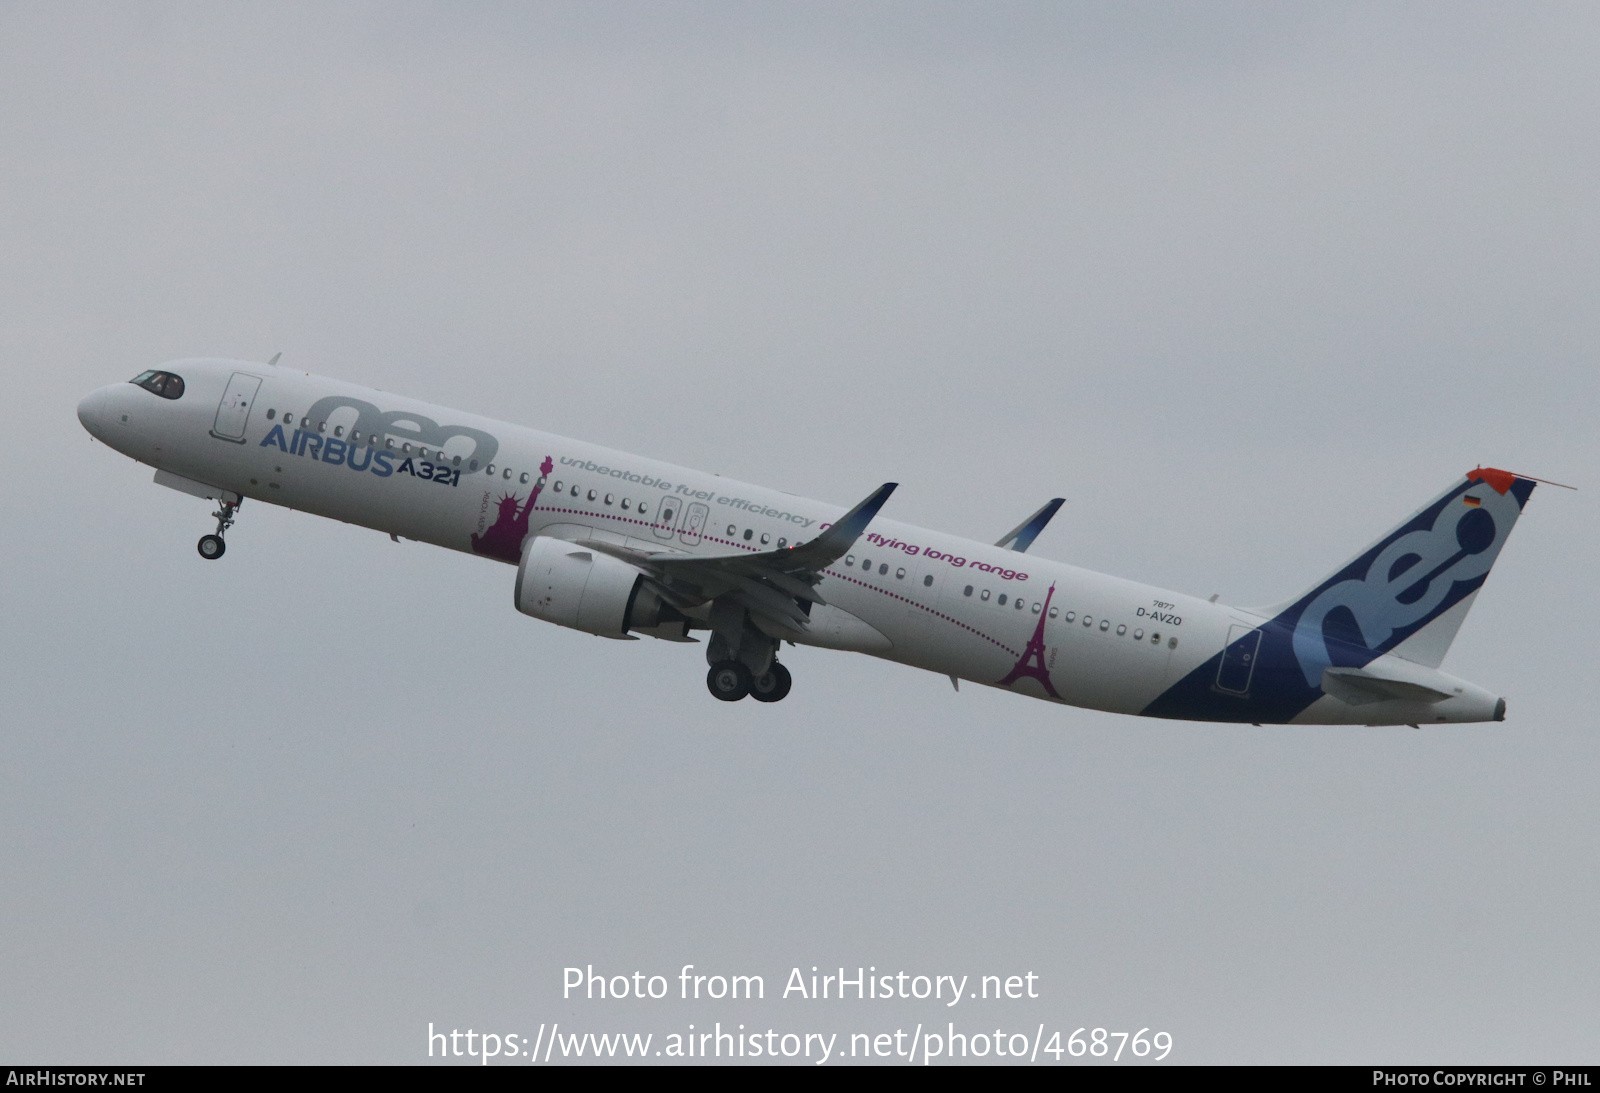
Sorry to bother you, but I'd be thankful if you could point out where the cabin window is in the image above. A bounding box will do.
[520,473,530,484]
[777,538,786,548]
[638,502,649,516]
[923,575,934,587]
[760,533,770,545]
[387,438,396,450]
[318,421,327,433]
[469,459,477,470]
[571,485,579,497]
[553,481,563,492]
[878,563,888,576]
[333,426,344,437]
[604,494,614,505]
[453,456,461,467]
[743,529,753,541]
[861,558,871,569]
[997,594,1007,606]
[1082,615,1092,627]
[964,585,973,597]
[282,413,293,425]
[1015,598,1025,610]
[895,567,905,579]
[1049,606,1058,618]
[846,555,855,565]
[728,525,737,536]
[1150,632,1160,643]
[981,589,990,601]
[587,489,597,501]
[1065,611,1075,622]
[1116,624,1126,635]
[1099,619,1110,631]
[1032,602,1041,614]
[1134,629,1144,640]
[266,409,276,420]
[485,463,495,474]
[1168,637,1178,648]
[503,468,511,479]
[621,498,630,510]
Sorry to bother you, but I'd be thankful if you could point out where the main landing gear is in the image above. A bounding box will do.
[706,660,792,703]
[703,600,793,702]
[197,498,240,561]
[750,662,792,703]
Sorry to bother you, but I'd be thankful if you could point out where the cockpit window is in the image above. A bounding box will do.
[130,371,185,400]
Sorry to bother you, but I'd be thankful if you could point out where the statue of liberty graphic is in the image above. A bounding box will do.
[471,456,554,562]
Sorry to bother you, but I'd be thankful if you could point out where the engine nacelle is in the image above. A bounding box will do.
[515,535,687,640]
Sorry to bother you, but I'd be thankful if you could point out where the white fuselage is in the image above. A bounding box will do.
[77,359,1504,725]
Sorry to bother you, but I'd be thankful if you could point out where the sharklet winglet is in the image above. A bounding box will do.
[995,498,1065,552]
[771,482,898,572]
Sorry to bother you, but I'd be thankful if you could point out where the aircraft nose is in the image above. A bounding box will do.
[77,386,118,438]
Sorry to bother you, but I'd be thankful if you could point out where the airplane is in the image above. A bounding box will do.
[77,357,1543,724]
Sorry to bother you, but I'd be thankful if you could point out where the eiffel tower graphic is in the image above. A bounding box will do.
[997,582,1061,698]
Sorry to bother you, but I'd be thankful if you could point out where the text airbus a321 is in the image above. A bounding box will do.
[78,357,1547,724]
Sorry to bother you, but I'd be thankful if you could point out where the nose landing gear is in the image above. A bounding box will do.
[197,498,240,560]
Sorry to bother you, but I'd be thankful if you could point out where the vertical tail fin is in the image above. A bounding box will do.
[1266,468,1537,685]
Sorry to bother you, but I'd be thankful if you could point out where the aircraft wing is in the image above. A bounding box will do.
[574,482,898,635]
[995,497,1064,552]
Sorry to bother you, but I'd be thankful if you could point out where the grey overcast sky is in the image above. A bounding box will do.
[1,2,1596,1064]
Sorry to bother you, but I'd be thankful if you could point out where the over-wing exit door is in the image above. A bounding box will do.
[679,502,708,546]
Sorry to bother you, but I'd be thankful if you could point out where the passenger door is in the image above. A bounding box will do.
[211,372,263,443]
[1215,625,1262,695]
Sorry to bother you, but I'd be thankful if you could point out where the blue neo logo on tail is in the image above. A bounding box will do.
[1291,482,1515,686]
[1142,468,1537,724]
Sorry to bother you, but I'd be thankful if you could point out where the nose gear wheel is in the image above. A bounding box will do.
[197,498,240,561]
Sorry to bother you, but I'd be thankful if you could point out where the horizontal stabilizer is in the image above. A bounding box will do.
[1322,665,1452,706]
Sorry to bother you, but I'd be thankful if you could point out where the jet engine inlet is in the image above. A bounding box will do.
[514,535,687,640]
